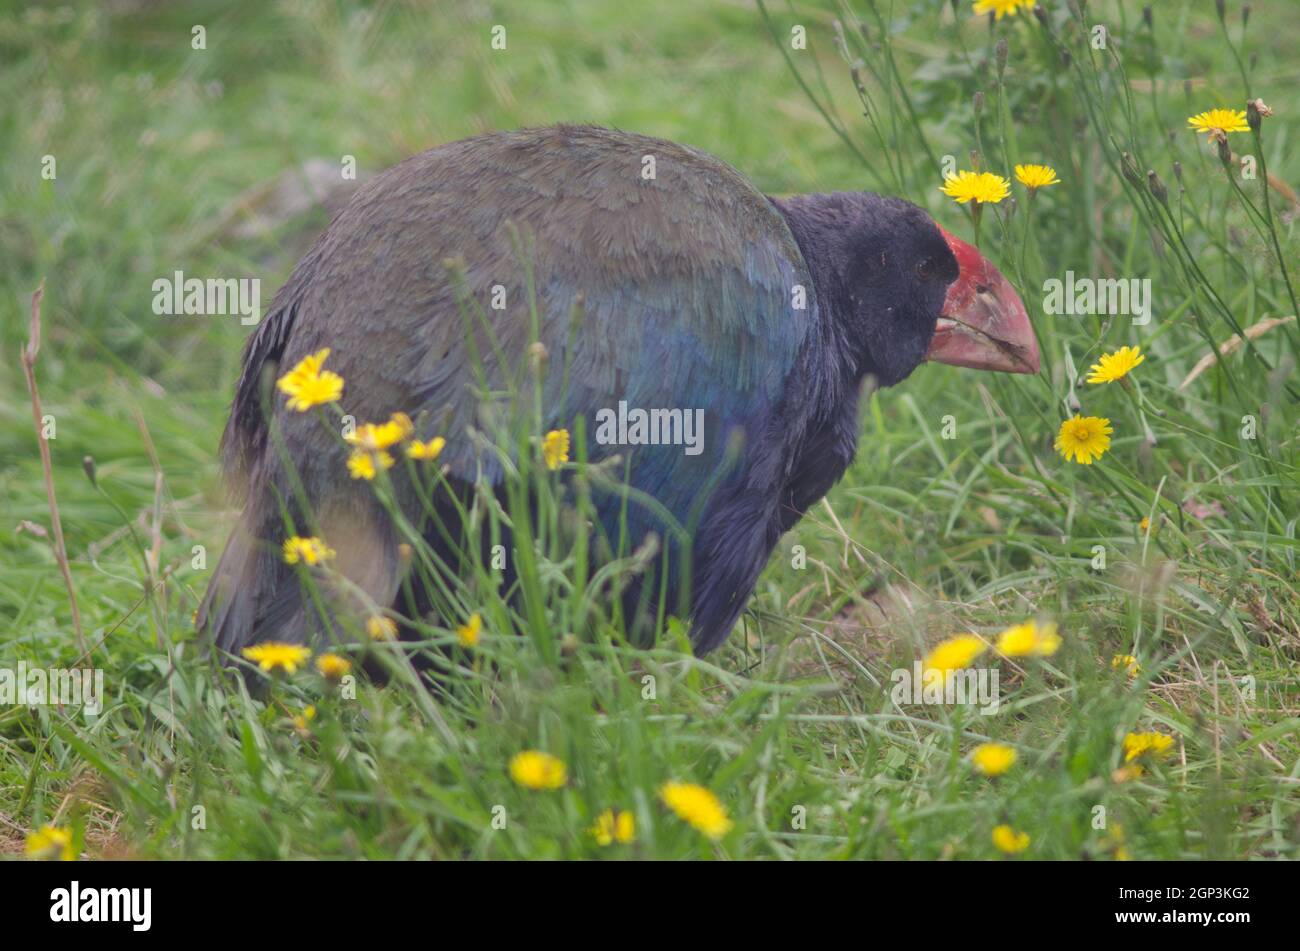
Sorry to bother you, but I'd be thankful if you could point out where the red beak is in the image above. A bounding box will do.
[925,226,1040,374]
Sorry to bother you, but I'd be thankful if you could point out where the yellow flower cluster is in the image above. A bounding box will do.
[239,639,359,684]
[1053,344,1147,465]
[941,163,1060,206]
[345,411,448,478]
[996,620,1061,657]
[345,412,407,480]
[922,618,1062,677]
[589,809,636,846]
[1112,654,1141,677]
[506,752,731,845]
[278,345,448,479]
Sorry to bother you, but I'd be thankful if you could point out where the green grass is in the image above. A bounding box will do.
[2,0,1297,860]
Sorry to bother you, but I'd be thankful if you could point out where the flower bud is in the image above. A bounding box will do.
[1120,152,1143,187]
[1147,170,1168,205]
[1246,98,1272,130]
[528,340,549,377]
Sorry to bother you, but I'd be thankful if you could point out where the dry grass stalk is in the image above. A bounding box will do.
[20,283,90,659]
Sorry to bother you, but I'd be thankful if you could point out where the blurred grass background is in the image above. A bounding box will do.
[1,0,1297,859]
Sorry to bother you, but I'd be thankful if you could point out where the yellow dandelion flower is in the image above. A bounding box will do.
[25,824,76,861]
[922,634,988,674]
[316,652,352,682]
[346,413,413,452]
[1187,108,1250,138]
[659,782,733,840]
[509,750,568,790]
[940,170,1011,205]
[542,429,570,470]
[456,612,482,648]
[971,742,1017,776]
[366,615,397,640]
[1054,414,1112,465]
[282,535,336,566]
[1112,654,1140,677]
[996,619,1062,658]
[589,809,636,846]
[1086,345,1144,384]
[347,450,376,480]
[347,449,395,480]
[276,348,344,412]
[241,641,312,674]
[407,436,446,461]
[1123,731,1175,762]
[973,0,1035,20]
[1014,163,1061,190]
[992,824,1030,853]
[1138,516,1152,534]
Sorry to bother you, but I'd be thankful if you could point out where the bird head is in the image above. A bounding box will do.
[816,194,1038,386]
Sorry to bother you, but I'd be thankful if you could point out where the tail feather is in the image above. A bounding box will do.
[198,497,403,655]
[196,515,307,656]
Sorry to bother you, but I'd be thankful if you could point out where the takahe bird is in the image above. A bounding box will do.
[198,125,1038,658]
